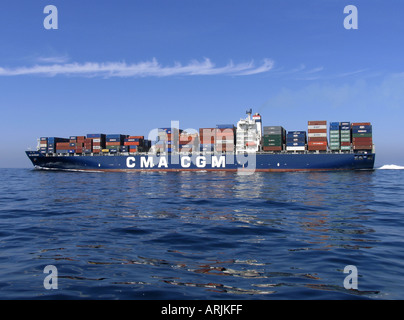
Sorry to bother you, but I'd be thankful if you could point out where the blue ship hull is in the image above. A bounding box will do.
[25,151,375,172]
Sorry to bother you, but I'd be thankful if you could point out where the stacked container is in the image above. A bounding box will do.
[56,141,73,153]
[87,134,106,153]
[83,137,93,153]
[105,134,125,153]
[199,128,216,152]
[39,137,48,153]
[68,136,86,154]
[155,128,182,153]
[215,125,235,153]
[179,132,199,153]
[307,121,327,151]
[124,136,146,153]
[262,126,285,151]
[340,122,352,151]
[328,122,340,151]
[286,131,306,151]
[48,137,69,153]
[352,122,372,151]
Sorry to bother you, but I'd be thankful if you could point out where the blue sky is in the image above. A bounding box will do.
[0,0,403,167]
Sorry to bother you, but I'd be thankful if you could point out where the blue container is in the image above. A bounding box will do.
[106,134,125,139]
[329,122,340,126]
[340,126,350,131]
[286,142,305,146]
[40,137,48,142]
[287,135,306,141]
[87,134,105,139]
[340,122,350,126]
[48,137,69,143]
[287,137,306,143]
[200,144,215,151]
[69,136,77,140]
[68,149,75,153]
[352,128,372,134]
[288,131,306,135]
[216,124,234,129]
[352,125,372,130]
[125,138,142,142]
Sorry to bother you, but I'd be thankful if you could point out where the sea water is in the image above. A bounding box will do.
[0,167,403,300]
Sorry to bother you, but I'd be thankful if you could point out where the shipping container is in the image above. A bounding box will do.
[286,146,306,151]
[308,121,327,125]
[308,133,327,138]
[308,129,327,133]
[216,124,234,129]
[87,134,106,139]
[262,146,282,151]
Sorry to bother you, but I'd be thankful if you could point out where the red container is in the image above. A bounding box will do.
[308,137,327,142]
[353,145,372,150]
[341,141,351,146]
[199,128,215,136]
[262,146,282,151]
[128,136,144,139]
[353,137,372,144]
[308,129,327,133]
[308,141,327,146]
[179,136,193,143]
[200,138,215,144]
[352,122,371,126]
[308,146,327,151]
[56,142,70,148]
[308,121,327,125]
[124,142,140,146]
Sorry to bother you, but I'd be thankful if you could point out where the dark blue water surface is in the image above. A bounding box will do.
[1,168,404,300]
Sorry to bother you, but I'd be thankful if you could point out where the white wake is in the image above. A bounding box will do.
[377,164,404,170]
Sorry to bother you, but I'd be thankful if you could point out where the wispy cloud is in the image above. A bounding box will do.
[0,58,274,78]
[35,54,70,64]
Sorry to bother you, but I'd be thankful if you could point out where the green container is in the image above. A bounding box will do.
[341,146,352,150]
[263,135,283,145]
[352,133,372,138]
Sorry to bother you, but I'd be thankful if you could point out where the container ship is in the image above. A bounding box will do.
[25,110,375,172]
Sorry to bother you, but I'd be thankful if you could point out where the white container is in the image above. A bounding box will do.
[308,133,327,137]
[308,125,327,130]
[286,146,306,151]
